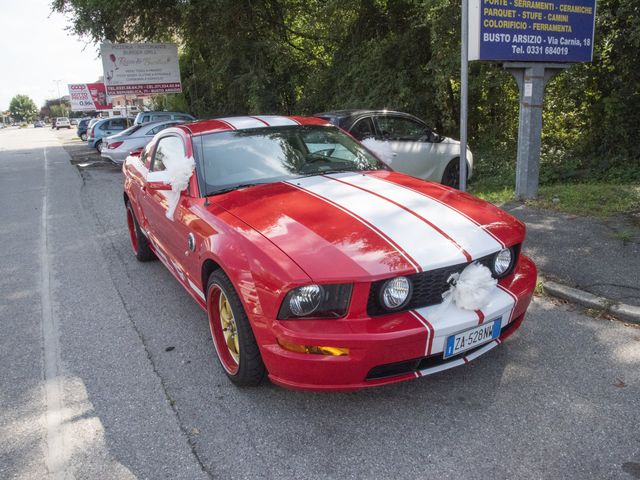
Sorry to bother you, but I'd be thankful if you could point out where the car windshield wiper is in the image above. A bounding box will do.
[206,183,265,197]
[299,167,360,177]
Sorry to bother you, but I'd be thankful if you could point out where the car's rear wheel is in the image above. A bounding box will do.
[441,158,469,189]
[207,270,266,386]
[80,133,87,141]
[126,202,156,262]
[96,140,103,152]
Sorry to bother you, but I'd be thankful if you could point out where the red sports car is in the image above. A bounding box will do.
[123,115,536,391]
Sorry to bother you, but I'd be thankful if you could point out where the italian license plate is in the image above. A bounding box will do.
[443,318,502,359]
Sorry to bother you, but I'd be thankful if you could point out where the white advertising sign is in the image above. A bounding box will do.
[67,83,112,111]
[100,43,182,95]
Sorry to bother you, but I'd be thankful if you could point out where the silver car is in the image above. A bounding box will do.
[101,120,185,163]
[315,110,473,188]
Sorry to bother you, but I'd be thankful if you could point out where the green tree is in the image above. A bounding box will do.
[52,0,640,181]
[9,95,38,122]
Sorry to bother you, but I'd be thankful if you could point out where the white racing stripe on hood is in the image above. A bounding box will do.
[289,175,468,271]
[330,173,503,259]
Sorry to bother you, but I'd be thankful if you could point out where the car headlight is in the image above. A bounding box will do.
[492,248,513,277]
[380,276,412,310]
[278,284,352,319]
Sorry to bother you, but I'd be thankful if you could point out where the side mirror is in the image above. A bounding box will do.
[145,170,172,191]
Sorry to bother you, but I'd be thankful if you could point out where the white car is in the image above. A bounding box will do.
[101,120,185,163]
[55,117,71,129]
[315,110,473,188]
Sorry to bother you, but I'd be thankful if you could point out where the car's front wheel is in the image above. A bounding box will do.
[441,158,470,189]
[207,270,266,386]
[126,202,156,262]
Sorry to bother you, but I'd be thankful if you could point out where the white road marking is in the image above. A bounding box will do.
[41,146,72,480]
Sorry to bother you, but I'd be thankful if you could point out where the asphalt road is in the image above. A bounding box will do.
[1,127,639,480]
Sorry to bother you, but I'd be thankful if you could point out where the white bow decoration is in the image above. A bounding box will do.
[440,262,497,312]
[163,154,195,220]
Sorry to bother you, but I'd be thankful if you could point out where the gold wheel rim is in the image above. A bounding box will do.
[219,292,240,364]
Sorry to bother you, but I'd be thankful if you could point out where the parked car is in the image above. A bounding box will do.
[33,120,45,128]
[76,118,92,141]
[102,120,185,163]
[55,117,71,130]
[123,115,536,391]
[315,110,473,188]
[87,117,132,151]
[133,111,195,125]
[70,118,79,126]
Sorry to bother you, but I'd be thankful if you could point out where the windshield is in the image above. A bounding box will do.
[200,125,388,196]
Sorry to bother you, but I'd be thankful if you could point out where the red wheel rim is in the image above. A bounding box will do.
[126,207,139,254]
[207,284,240,375]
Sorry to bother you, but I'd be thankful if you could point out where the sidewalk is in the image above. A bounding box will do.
[505,203,640,308]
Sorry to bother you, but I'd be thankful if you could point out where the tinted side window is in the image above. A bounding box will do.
[152,114,172,122]
[376,116,426,141]
[350,118,376,140]
[114,118,128,129]
[152,136,184,172]
[148,123,178,136]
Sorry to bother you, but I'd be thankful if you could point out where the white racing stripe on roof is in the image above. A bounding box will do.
[220,117,269,130]
[291,175,468,270]
[331,173,503,260]
[252,115,299,126]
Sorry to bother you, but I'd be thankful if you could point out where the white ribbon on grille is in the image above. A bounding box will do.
[440,262,497,311]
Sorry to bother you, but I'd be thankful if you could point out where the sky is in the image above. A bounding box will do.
[0,0,103,111]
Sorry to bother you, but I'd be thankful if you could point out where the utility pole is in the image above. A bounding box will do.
[459,0,469,192]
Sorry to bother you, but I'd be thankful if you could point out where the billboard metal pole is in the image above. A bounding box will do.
[459,0,469,192]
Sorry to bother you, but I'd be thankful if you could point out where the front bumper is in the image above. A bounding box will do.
[261,255,536,391]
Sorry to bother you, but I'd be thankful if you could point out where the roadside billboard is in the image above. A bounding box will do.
[469,0,596,62]
[100,43,182,95]
[67,83,112,111]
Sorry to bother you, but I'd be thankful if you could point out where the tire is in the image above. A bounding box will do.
[206,270,266,386]
[80,133,87,141]
[96,140,103,152]
[56,127,59,131]
[441,158,469,189]
[126,202,156,262]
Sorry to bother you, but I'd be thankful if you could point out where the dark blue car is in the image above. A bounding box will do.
[76,118,91,141]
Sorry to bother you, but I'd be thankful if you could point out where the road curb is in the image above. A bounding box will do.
[543,280,640,325]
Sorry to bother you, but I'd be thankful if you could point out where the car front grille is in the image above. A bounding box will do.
[366,247,519,317]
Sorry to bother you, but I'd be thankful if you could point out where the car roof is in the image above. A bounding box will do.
[137,111,194,116]
[314,109,407,118]
[178,115,330,136]
[314,109,427,128]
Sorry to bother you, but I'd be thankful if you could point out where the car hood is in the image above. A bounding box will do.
[213,171,524,282]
